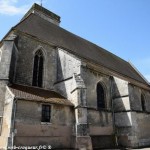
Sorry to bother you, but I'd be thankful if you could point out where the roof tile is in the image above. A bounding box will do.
[15,14,147,84]
[9,84,74,106]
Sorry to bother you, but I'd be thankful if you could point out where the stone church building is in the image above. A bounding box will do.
[0,3,150,150]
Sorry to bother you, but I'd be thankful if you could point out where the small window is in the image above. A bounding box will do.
[141,94,146,111]
[97,82,105,109]
[41,105,51,122]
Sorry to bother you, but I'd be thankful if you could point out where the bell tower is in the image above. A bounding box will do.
[21,3,61,26]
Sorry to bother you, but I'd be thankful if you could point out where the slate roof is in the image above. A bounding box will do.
[9,84,74,106]
[14,13,147,84]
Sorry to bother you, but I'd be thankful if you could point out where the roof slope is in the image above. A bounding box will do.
[9,84,74,106]
[14,14,147,84]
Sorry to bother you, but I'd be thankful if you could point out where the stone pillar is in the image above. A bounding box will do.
[0,35,16,149]
[71,74,92,150]
[112,77,138,148]
[0,37,15,131]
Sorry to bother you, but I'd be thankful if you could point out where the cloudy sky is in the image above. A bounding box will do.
[0,0,150,82]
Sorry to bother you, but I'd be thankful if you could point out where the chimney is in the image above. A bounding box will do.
[21,3,61,26]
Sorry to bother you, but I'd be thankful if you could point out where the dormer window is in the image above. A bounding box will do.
[32,50,44,87]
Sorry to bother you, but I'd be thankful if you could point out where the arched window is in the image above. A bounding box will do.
[97,82,105,109]
[32,50,44,87]
[141,93,146,111]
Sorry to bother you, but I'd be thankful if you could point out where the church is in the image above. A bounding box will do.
[0,3,150,149]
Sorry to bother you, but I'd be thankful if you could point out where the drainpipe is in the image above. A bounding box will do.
[110,76,118,148]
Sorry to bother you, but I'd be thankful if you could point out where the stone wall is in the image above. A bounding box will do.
[14,100,75,149]
[136,112,150,147]
[57,48,81,81]
[0,40,14,80]
[0,38,16,149]
[15,34,57,89]
[0,86,14,149]
[128,84,150,148]
[9,44,18,83]
[55,50,93,149]
[129,84,142,111]
[80,66,115,148]
[81,66,111,109]
[54,48,81,100]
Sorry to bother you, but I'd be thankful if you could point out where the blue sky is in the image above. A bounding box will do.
[0,0,150,82]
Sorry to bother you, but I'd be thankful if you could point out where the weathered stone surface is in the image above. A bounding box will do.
[15,35,57,89]
[115,112,133,127]
[91,135,116,149]
[14,100,75,148]
[75,136,93,150]
[0,40,14,79]
[81,66,111,109]
[129,84,142,111]
[113,96,131,111]
[89,126,113,135]
[88,109,112,126]
[0,86,14,149]
[144,91,150,112]
[57,48,81,81]
[113,77,129,98]
[135,112,150,147]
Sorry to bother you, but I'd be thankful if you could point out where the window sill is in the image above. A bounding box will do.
[41,122,52,125]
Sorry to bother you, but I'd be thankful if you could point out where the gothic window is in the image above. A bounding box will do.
[141,93,146,111]
[32,50,44,87]
[97,82,105,109]
[41,104,51,122]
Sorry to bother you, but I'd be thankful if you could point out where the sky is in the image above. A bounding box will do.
[0,0,150,82]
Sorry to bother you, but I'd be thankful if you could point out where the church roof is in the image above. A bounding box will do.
[9,84,74,106]
[13,13,147,85]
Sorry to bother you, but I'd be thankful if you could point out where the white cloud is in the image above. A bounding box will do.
[0,0,28,15]
[0,0,41,16]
